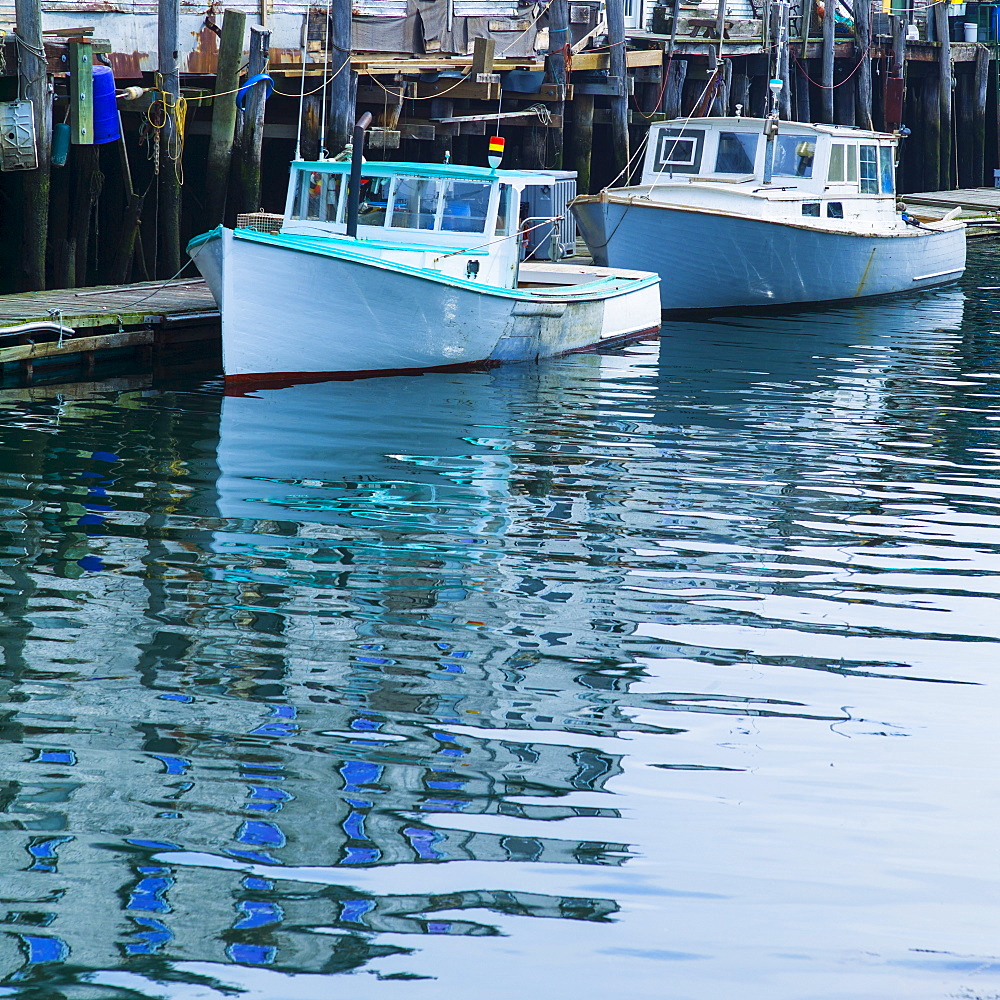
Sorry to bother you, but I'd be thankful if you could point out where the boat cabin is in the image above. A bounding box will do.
[277,160,568,288]
[640,118,900,218]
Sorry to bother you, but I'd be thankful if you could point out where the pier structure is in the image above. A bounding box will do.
[0,0,994,296]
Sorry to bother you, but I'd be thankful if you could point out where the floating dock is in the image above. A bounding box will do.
[904,187,1000,217]
[0,279,220,386]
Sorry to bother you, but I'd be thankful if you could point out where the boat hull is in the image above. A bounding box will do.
[572,199,967,311]
[188,228,660,383]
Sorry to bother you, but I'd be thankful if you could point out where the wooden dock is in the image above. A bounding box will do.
[904,187,1000,217]
[0,279,220,386]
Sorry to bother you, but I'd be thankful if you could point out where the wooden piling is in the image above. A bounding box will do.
[776,4,791,119]
[821,0,835,122]
[15,0,51,291]
[547,0,569,168]
[854,0,873,129]
[158,0,182,276]
[663,57,688,118]
[70,145,101,287]
[328,0,353,154]
[922,75,941,192]
[796,0,812,122]
[606,0,630,182]
[933,0,952,189]
[569,93,594,193]
[206,7,247,226]
[233,24,271,216]
[884,13,905,131]
[973,45,990,187]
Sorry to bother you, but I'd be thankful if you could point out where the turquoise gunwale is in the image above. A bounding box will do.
[290,159,554,183]
[188,226,659,303]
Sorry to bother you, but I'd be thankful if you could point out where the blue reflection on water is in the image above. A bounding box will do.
[1,253,1000,998]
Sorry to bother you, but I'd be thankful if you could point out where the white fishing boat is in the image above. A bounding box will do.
[571,114,967,312]
[187,151,660,387]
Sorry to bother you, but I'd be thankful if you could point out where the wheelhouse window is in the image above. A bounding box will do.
[390,175,440,230]
[879,146,894,194]
[294,171,327,220]
[440,179,492,233]
[715,132,758,173]
[652,128,704,174]
[323,174,342,222]
[860,145,878,193]
[828,143,858,184]
[357,175,392,225]
[773,136,815,177]
[495,184,511,235]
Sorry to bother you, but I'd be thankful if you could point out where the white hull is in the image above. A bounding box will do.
[188,229,660,384]
[573,197,967,312]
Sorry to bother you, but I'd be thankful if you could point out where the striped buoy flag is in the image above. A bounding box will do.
[488,135,505,168]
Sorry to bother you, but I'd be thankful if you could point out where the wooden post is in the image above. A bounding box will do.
[206,7,246,226]
[923,75,940,192]
[158,0,182,276]
[327,0,353,154]
[15,0,51,290]
[471,34,496,76]
[663,57,688,117]
[854,0,873,129]
[546,0,568,168]
[712,54,732,114]
[301,93,323,160]
[233,24,271,217]
[607,0,630,181]
[569,93,594,192]
[777,3,792,119]
[71,145,101,286]
[795,0,812,122]
[972,44,989,187]
[883,13,905,130]
[821,0,834,122]
[933,0,952,189]
[69,39,94,145]
[731,63,750,114]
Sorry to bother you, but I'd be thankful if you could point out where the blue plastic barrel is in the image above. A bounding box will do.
[92,64,120,144]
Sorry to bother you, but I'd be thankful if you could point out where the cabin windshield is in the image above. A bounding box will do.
[440,179,493,232]
[289,168,500,236]
[390,175,440,230]
[715,132,758,173]
[773,135,815,177]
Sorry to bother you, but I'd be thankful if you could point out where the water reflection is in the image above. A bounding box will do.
[1,269,999,998]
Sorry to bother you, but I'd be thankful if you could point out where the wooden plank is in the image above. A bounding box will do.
[0,329,153,365]
[570,48,662,71]
[70,39,94,145]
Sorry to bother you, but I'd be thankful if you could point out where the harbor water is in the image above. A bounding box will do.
[2,249,1000,999]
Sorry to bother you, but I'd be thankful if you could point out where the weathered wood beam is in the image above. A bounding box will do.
[206,7,246,226]
[15,0,51,290]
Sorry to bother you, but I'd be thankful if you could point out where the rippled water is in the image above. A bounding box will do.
[2,250,1000,1000]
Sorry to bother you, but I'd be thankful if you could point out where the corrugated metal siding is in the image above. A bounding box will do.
[453,0,524,15]
[352,0,408,16]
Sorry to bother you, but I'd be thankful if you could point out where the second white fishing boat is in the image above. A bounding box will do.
[188,136,660,386]
[571,112,966,312]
